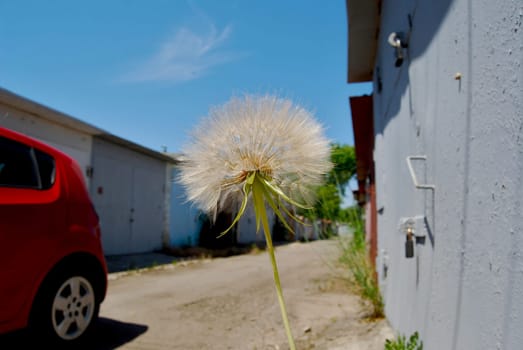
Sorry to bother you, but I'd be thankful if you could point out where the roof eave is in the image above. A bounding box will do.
[95,133,177,164]
[0,87,104,135]
[0,87,176,164]
[346,0,381,83]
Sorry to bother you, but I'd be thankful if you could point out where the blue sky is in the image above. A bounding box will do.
[0,0,371,154]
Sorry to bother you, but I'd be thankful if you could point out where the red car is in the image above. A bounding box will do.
[0,127,107,344]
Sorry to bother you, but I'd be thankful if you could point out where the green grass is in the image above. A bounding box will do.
[384,332,423,350]
[338,207,384,318]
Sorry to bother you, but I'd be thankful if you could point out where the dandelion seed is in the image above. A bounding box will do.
[177,94,332,350]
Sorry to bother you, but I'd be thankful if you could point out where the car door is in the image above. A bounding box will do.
[0,135,64,324]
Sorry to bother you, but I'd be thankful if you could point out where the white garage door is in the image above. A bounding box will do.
[90,138,167,255]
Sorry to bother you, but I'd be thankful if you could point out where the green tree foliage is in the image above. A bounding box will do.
[313,183,341,222]
[303,143,356,224]
[327,143,356,196]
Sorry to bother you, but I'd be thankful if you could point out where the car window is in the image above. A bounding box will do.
[0,136,39,188]
[35,149,56,189]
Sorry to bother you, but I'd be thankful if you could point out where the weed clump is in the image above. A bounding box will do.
[384,331,423,350]
[338,208,384,318]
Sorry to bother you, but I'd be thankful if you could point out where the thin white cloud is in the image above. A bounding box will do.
[122,22,241,83]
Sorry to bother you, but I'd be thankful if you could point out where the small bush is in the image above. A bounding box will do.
[384,332,423,350]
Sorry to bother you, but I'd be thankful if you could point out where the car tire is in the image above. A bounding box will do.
[31,268,100,345]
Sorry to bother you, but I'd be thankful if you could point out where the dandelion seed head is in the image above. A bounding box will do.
[178,94,332,215]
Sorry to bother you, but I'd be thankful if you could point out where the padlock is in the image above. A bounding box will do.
[405,237,414,258]
[405,227,414,258]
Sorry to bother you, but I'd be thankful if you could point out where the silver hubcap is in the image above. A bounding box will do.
[51,276,95,340]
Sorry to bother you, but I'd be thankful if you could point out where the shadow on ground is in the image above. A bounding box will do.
[105,251,178,273]
[105,244,267,273]
[0,317,148,349]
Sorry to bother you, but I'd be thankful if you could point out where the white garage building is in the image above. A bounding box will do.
[0,87,174,255]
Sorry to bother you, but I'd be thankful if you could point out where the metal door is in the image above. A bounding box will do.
[90,154,133,255]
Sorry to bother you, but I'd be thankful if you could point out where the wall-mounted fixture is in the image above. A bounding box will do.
[405,156,436,248]
[85,166,94,178]
[406,155,435,191]
[388,32,408,67]
[399,216,427,259]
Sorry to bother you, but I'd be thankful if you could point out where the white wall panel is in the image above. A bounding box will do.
[91,137,168,255]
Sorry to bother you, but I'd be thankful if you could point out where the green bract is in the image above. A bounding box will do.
[218,171,310,239]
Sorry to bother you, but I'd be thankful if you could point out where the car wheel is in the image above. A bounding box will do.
[31,270,100,344]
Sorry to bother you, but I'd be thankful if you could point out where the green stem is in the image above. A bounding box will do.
[253,176,296,350]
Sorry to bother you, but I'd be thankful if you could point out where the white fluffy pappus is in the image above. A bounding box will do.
[178,94,332,215]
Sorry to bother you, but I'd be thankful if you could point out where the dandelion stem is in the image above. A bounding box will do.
[253,175,296,350]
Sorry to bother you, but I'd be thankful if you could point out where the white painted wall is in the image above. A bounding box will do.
[0,104,92,186]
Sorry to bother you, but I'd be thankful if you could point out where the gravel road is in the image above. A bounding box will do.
[0,240,393,349]
[97,239,393,349]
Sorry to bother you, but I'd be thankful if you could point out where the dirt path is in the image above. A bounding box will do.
[100,240,393,349]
